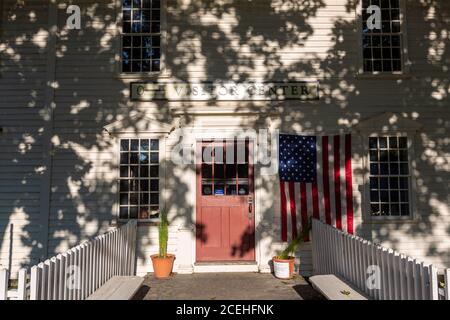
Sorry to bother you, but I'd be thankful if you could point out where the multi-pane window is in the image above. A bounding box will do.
[201,141,250,197]
[369,136,411,217]
[119,139,160,220]
[362,0,403,73]
[121,0,161,73]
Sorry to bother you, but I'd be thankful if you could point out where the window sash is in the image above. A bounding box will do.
[120,0,162,74]
[360,0,405,74]
[367,135,413,218]
[118,138,160,221]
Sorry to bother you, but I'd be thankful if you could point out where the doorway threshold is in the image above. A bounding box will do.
[194,261,258,273]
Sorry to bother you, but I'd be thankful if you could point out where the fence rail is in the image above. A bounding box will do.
[0,220,137,300]
[312,218,450,300]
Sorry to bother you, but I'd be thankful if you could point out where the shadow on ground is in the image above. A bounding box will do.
[132,273,325,300]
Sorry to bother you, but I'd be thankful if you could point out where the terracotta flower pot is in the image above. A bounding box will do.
[272,256,295,279]
[151,254,175,279]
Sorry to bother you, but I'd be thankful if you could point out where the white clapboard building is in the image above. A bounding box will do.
[0,0,449,277]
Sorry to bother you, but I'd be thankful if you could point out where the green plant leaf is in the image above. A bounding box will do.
[159,210,169,258]
[277,219,311,259]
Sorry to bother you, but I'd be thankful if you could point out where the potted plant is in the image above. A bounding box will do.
[151,211,175,279]
[273,222,310,279]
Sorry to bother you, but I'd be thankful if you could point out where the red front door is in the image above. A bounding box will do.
[196,140,255,261]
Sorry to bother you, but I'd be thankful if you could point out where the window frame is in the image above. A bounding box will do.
[115,0,167,79]
[115,134,166,224]
[356,0,410,77]
[362,132,417,222]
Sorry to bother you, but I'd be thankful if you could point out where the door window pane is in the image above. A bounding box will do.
[201,140,251,196]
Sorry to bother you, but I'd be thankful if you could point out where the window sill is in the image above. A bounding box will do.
[114,72,170,80]
[355,73,412,80]
[114,219,160,227]
[136,220,160,227]
[365,215,417,224]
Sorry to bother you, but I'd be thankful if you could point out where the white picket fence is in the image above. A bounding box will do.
[312,218,450,300]
[0,220,137,300]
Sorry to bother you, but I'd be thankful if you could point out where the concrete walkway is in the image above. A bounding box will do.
[133,273,325,300]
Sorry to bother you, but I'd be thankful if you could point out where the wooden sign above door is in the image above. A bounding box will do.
[130,82,319,102]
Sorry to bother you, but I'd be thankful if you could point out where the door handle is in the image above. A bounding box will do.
[248,196,253,216]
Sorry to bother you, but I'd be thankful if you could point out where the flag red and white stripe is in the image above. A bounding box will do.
[280,134,354,241]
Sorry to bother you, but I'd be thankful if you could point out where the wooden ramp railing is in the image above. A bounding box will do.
[311,218,450,300]
[0,220,137,300]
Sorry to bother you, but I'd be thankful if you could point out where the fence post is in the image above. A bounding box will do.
[374,245,382,300]
[318,221,324,274]
[0,269,9,300]
[46,259,54,300]
[406,257,414,300]
[74,246,81,300]
[445,269,450,300]
[100,236,106,285]
[56,254,64,300]
[123,224,129,276]
[361,239,368,293]
[373,244,381,300]
[112,230,117,277]
[88,241,94,296]
[421,263,429,300]
[348,235,354,285]
[326,225,332,274]
[318,221,324,275]
[392,252,400,300]
[347,234,353,283]
[97,237,103,287]
[130,221,136,275]
[311,220,317,275]
[106,234,112,280]
[357,238,363,290]
[84,243,91,298]
[52,256,60,300]
[17,268,28,300]
[30,265,40,300]
[344,234,351,282]
[380,247,388,300]
[361,240,369,295]
[80,243,87,300]
[313,220,320,274]
[117,229,123,276]
[67,250,74,300]
[336,230,343,277]
[40,261,48,300]
[429,265,439,300]
[398,255,407,300]
[125,223,130,276]
[92,238,98,293]
[130,220,137,275]
[61,252,68,300]
[413,260,421,300]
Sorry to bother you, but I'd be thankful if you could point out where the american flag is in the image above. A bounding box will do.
[279,134,354,241]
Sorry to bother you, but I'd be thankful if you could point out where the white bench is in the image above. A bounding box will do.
[309,275,369,300]
[87,276,144,300]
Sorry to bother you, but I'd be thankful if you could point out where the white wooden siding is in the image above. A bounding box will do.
[0,0,448,277]
[0,0,50,275]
